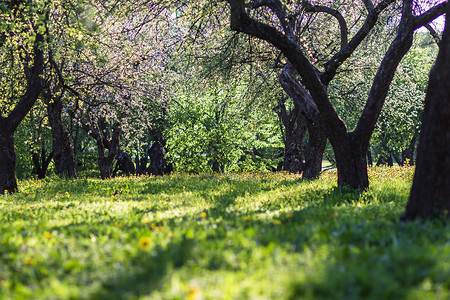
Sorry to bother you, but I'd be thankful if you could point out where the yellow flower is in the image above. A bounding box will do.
[200,212,207,218]
[273,220,282,225]
[188,288,200,299]
[44,231,52,239]
[138,236,152,250]
[24,258,35,265]
[243,216,251,221]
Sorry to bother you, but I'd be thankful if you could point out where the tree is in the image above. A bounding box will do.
[0,2,46,193]
[227,0,446,189]
[402,3,450,221]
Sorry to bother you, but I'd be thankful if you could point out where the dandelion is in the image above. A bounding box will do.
[200,212,207,218]
[44,231,52,239]
[188,288,200,299]
[138,236,152,250]
[24,258,35,265]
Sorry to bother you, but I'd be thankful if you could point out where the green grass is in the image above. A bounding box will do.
[1,167,450,299]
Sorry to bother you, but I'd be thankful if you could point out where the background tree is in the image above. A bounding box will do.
[227,0,445,189]
[0,1,46,193]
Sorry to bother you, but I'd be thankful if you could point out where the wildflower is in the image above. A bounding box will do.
[44,231,52,239]
[138,236,152,250]
[273,220,282,225]
[200,212,207,218]
[243,216,251,221]
[24,258,35,265]
[188,288,200,299]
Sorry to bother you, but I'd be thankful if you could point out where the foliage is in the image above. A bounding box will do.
[1,168,450,298]
[165,80,283,173]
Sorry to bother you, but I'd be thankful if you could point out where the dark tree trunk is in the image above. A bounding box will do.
[135,151,148,175]
[31,148,53,179]
[303,118,327,178]
[147,141,168,175]
[114,150,135,176]
[402,134,417,166]
[82,119,121,180]
[0,32,44,194]
[45,94,77,178]
[333,133,369,189]
[274,99,306,174]
[97,123,121,180]
[0,133,18,193]
[402,6,450,221]
[279,63,326,177]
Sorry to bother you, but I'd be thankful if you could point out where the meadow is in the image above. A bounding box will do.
[1,167,450,299]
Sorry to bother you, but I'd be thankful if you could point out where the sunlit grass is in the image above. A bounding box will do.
[1,167,449,299]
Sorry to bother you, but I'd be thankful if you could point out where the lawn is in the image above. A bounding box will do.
[1,167,450,299]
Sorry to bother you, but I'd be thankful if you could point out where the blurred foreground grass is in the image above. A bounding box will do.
[1,167,450,299]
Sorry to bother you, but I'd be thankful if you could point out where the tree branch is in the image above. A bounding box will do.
[228,0,347,141]
[321,0,396,85]
[414,1,446,30]
[302,1,348,50]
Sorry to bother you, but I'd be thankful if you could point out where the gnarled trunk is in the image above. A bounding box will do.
[46,97,77,178]
[303,118,327,179]
[279,63,326,177]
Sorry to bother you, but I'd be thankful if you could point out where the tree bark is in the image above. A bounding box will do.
[0,32,44,194]
[274,98,306,174]
[0,133,18,193]
[402,5,450,221]
[279,62,326,177]
[303,118,327,179]
[45,94,77,178]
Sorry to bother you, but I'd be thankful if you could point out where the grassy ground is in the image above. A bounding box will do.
[1,167,450,299]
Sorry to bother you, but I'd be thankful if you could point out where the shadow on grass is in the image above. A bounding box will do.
[15,170,445,298]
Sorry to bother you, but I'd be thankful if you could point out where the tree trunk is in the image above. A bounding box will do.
[31,148,53,179]
[278,62,326,176]
[402,6,450,221]
[46,96,77,178]
[114,150,135,176]
[334,133,369,189]
[0,32,45,194]
[402,134,417,166]
[0,133,18,194]
[303,118,327,178]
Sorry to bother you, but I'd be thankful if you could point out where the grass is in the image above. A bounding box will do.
[1,167,450,299]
